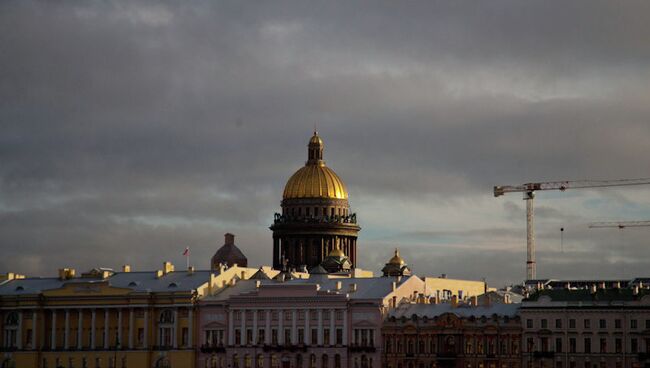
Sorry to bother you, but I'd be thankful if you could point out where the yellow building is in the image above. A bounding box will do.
[0,263,262,368]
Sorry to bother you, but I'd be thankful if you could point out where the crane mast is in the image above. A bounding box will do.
[493,178,650,281]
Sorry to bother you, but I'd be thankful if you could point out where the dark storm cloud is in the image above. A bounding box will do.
[1,1,650,285]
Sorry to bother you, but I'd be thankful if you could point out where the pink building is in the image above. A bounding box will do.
[197,275,425,368]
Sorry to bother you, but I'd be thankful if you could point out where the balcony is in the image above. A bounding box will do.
[273,213,358,225]
[532,351,555,358]
[348,345,376,353]
[262,344,308,352]
[201,344,226,353]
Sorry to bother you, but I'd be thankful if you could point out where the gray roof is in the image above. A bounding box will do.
[389,303,521,319]
[0,270,213,296]
[205,275,416,302]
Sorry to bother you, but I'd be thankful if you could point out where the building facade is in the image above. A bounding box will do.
[270,132,361,271]
[521,286,650,368]
[198,274,426,368]
[383,302,521,368]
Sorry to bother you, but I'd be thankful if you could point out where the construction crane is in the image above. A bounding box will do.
[588,221,650,229]
[493,178,650,280]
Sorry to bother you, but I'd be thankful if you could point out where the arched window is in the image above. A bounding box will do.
[334,354,341,368]
[244,355,252,368]
[154,358,171,368]
[322,354,328,368]
[296,354,303,368]
[256,354,264,368]
[3,312,19,348]
[1,359,16,368]
[270,354,279,368]
[232,354,239,368]
[360,355,368,368]
[309,354,316,368]
[158,310,174,348]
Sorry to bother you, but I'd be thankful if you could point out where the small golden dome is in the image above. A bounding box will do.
[309,131,323,146]
[328,246,345,258]
[283,132,349,200]
[388,248,405,266]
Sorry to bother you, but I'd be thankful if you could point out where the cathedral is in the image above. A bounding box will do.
[270,132,361,271]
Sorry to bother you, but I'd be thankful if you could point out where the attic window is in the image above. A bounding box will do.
[128,282,139,287]
[168,282,178,288]
[15,286,24,291]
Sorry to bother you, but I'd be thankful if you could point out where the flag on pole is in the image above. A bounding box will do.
[182,247,189,256]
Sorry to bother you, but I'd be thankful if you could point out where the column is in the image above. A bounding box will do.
[117,309,123,348]
[128,308,134,349]
[172,308,178,349]
[143,309,149,348]
[188,308,193,347]
[252,310,258,345]
[31,311,37,350]
[342,310,348,345]
[278,310,284,345]
[104,309,109,349]
[91,310,96,350]
[228,310,234,345]
[329,310,335,346]
[304,310,310,345]
[240,310,246,346]
[77,309,83,349]
[16,311,23,350]
[64,309,70,349]
[265,310,271,345]
[51,310,57,350]
[317,309,323,346]
[291,310,297,345]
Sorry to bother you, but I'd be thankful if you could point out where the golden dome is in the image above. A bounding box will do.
[283,132,349,200]
[388,248,405,266]
[328,246,345,258]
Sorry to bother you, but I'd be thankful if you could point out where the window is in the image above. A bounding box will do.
[583,319,591,329]
[555,319,562,329]
[257,329,265,345]
[311,329,317,345]
[158,310,174,348]
[527,338,534,352]
[631,319,638,329]
[615,319,622,329]
[336,329,343,345]
[615,338,622,353]
[284,328,291,345]
[526,319,533,328]
[600,338,607,353]
[234,329,241,346]
[569,338,576,353]
[555,338,562,353]
[541,319,548,329]
[298,329,305,344]
[271,329,278,345]
[631,338,638,353]
[181,327,188,347]
[246,329,253,345]
[646,319,650,329]
[599,319,606,329]
[569,319,576,329]
[323,329,330,346]
[584,338,591,353]
[3,312,19,348]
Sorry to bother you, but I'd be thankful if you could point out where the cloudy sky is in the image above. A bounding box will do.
[2,1,650,286]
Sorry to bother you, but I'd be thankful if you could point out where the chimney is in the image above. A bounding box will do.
[188,266,195,274]
[504,294,511,304]
[335,281,342,291]
[451,295,458,308]
[241,271,246,279]
[614,281,621,289]
[392,296,397,308]
[349,283,357,293]
[163,262,174,274]
[392,281,397,292]
[599,282,606,290]
[633,286,640,295]
[470,296,478,307]
[58,268,75,280]
[639,281,644,289]
[225,233,235,245]
[122,265,131,273]
[440,274,447,279]
[156,270,164,278]
[565,282,571,289]
[590,284,597,294]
